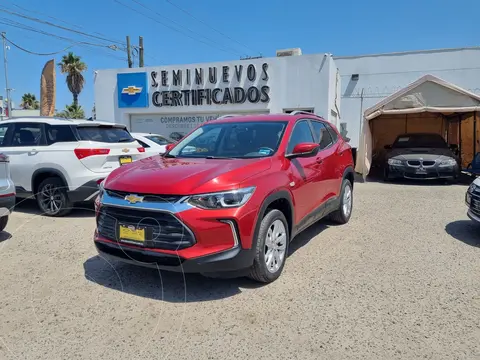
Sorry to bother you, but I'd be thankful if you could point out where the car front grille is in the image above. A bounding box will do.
[105,189,183,203]
[97,205,195,250]
[469,189,480,216]
[407,160,436,167]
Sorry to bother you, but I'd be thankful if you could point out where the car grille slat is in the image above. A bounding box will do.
[97,205,195,250]
[105,189,183,203]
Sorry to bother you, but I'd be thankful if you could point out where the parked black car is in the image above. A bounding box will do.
[384,133,460,181]
[169,132,185,141]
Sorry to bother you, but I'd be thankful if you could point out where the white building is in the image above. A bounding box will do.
[94,46,480,173]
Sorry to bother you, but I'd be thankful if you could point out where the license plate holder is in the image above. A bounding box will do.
[119,223,145,244]
[119,156,133,165]
[415,168,427,174]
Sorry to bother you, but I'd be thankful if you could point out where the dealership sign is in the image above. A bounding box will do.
[117,62,270,109]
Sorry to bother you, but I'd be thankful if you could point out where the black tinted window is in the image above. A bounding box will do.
[287,120,314,153]
[136,139,150,148]
[11,123,44,147]
[0,125,10,147]
[309,121,333,150]
[393,134,447,148]
[325,123,339,143]
[146,135,173,145]
[46,125,77,144]
[76,126,134,143]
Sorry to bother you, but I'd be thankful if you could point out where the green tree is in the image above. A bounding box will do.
[20,93,40,110]
[55,104,85,119]
[57,52,87,106]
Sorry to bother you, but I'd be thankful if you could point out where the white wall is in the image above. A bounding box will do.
[335,47,480,148]
[94,54,339,135]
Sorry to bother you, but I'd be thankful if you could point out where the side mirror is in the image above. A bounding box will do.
[286,142,320,159]
[384,144,392,150]
[165,143,176,152]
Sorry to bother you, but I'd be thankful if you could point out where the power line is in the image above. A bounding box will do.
[114,0,241,56]
[0,19,127,61]
[163,0,258,55]
[4,35,77,55]
[0,6,126,47]
[126,0,244,56]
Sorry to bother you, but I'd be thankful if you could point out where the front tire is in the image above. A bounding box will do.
[329,178,353,224]
[0,216,8,232]
[248,209,289,283]
[36,177,72,217]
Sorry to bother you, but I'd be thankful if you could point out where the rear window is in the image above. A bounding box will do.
[76,126,134,143]
[146,135,173,145]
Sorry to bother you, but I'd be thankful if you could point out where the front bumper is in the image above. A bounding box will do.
[386,164,458,180]
[94,239,255,273]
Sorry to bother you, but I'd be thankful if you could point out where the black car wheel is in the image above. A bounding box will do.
[36,177,72,217]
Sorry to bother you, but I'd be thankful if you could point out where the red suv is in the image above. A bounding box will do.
[94,113,354,283]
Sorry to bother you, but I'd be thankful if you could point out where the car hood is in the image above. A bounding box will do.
[104,156,272,194]
[388,147,456,161]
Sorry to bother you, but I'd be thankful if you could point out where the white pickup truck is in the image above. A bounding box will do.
[465,177,480,223]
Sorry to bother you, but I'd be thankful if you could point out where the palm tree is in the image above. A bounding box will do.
[55,104,85,119]
[57,52,87,106]
[20,93,40,110]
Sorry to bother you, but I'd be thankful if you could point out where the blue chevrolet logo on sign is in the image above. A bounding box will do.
[117,72,148,108]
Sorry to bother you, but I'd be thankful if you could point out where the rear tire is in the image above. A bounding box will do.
[248,209,289,284]
[329,179,353,224]
[36,177,72,217]
[0,216,8,232]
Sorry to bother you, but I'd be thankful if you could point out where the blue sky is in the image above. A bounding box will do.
[0,0,478,117]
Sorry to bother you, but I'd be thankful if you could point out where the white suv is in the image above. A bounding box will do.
[0,117,146,216]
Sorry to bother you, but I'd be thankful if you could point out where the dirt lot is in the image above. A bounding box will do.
[0,182,479,360]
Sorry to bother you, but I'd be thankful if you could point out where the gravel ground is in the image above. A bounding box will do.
[0,182,479,360]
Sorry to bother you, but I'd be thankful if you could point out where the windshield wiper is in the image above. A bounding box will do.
[163,153,176,158]
[205,156,234,159]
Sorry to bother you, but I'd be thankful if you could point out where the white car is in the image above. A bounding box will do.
[131,133,174,156]
[466,177,480,223]
[0,117,146,216]
[0,153,15,231]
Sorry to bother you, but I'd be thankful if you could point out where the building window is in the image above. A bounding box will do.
[283,108,314,114]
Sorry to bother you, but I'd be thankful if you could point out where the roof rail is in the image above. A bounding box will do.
[216,114,240,119]
[289,110,318,116]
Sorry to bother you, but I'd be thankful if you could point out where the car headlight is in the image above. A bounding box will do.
[187,187,256,209]
[387,158,403,166]
[468,183,477,194]
[438,158,457,167]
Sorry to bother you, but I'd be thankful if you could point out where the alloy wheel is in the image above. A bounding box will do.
[264,219,287,273]
[342,184,352,218]
[39,184,64,214]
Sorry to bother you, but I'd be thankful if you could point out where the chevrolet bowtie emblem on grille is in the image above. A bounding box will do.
[121,85,143,95]
[122,148,130,153]
[124,194,144,204]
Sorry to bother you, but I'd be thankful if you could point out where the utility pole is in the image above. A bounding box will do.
[1,32,12,117]
[139,36,144,67]
[126,35,133,68]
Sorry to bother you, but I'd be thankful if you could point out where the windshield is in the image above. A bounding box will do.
[168,121,288,159]
[146,135,174,145]
[392,134,448,149]
[76,126,135,143]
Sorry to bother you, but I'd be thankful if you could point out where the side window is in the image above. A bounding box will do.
[0,124,12,147]
[310,121,334,150]
[11,123,45,147]
[287,120,314,154]
[45,125,77,145]
[136,139,150,148]
[324,123,339,143]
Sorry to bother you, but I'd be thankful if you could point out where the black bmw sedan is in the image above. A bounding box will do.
[384,133,460,181]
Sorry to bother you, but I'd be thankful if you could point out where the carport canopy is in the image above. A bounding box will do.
[355,74,480,175]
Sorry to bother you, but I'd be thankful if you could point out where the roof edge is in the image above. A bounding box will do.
[333,46,480,60]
